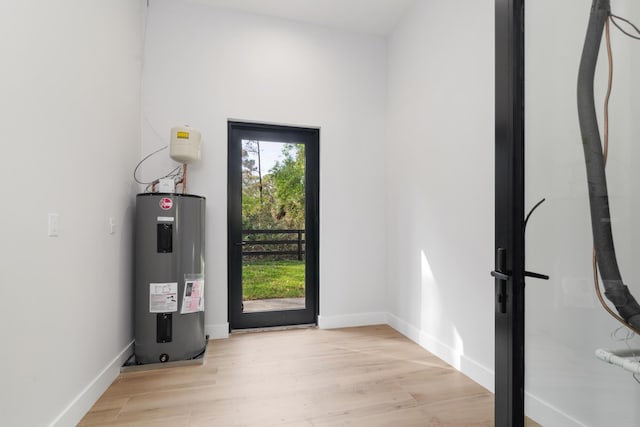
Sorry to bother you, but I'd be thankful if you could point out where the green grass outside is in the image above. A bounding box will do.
[242,260,305,300]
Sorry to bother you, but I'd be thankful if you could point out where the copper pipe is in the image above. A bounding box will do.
[182,163,188,194]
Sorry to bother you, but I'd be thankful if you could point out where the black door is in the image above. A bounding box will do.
[228,121,319,330]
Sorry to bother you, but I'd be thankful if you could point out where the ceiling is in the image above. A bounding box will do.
[184,0,417,35]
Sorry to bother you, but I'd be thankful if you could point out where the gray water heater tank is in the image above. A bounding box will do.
[134,193,206,364]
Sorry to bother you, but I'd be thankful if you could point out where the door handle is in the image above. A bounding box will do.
[524,271,549,280]
[492,248,550,315]
[492,248,509,314]
[491,270,510,281]
[491,268,549,281]
[235,242,247,246]
[491,270,548,282]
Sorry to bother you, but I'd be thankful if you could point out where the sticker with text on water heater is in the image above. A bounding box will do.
[149,282,178,313]
[181,279,204,314]
[159,198,173,210]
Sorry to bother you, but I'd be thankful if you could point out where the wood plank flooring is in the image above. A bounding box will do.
[80,325,540,426]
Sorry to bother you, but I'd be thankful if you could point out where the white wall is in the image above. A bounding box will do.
[0,1,144,426]
[386,0,495,390]
[525,1,640,425]
[141,0,389,335]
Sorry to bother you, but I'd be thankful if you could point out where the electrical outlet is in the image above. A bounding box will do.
[48,213,59,237]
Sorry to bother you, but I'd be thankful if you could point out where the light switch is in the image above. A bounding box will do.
[109,217,115,235]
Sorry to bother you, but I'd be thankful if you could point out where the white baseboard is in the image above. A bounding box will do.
[205,322,230,339]
[49,323,227,427]
[525,392,586,427]
[386,313,494,393]
[318,312,387,329]
[49,340,134,427]
[386,313,589,426]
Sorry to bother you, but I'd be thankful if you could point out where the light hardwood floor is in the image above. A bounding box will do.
[80,325,540,426]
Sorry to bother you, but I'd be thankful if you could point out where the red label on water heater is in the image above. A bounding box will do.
[159,198,173,210]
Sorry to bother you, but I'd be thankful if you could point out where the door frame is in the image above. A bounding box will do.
[227,121,320,330]
[494,0,526,426]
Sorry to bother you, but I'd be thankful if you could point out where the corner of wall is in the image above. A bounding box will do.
[386,313,494,393]
[49,342,134,427]
[317,312,387,329]
[316,311,495,392]
[206,323,230,339]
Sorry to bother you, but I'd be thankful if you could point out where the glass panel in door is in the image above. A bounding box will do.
[241,140,306,313]
[525,1,640,425]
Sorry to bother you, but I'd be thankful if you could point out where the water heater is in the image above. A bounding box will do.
[134,193,206,364]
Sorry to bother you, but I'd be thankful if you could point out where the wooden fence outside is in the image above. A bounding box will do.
[241,229,305,261]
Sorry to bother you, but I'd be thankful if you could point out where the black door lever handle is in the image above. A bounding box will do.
[524,271,549,280]
[491,270,549,281]
[491,270,510,281]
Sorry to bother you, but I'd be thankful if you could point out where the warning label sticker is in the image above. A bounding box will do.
[181,279,204,314]
[149,282,178,313]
